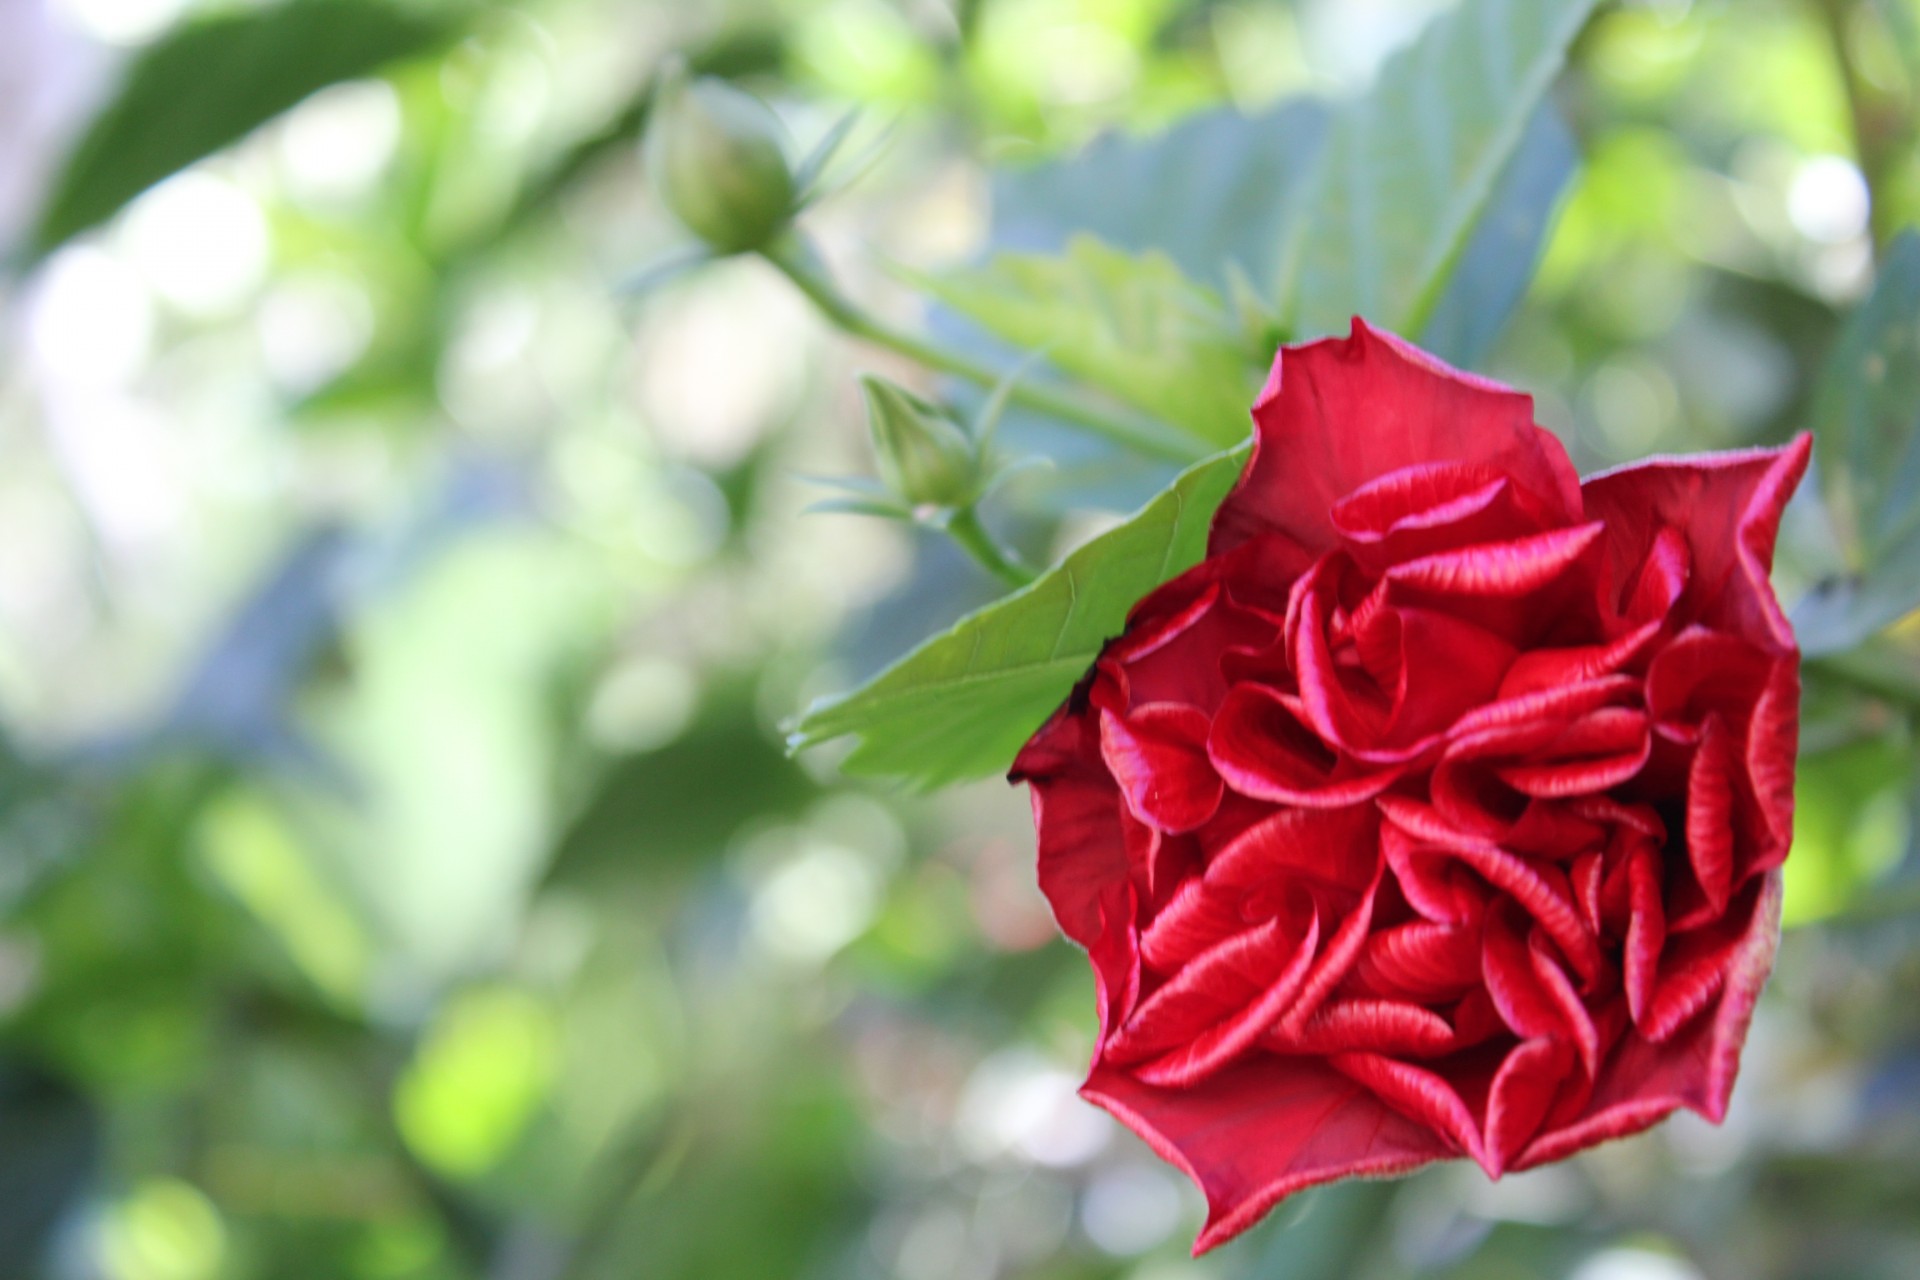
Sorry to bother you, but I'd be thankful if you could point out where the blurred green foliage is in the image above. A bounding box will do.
[0,0,1918,1278]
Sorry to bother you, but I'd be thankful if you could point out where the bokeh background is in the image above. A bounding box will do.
[1,0,1918,1277]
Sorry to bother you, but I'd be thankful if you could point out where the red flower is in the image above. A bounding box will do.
[1011,320,1809,1254]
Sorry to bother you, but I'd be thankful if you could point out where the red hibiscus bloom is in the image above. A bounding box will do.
[1011,319,1809,1254]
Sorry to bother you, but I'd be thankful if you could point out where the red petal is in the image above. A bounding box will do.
[1212,319,1583,559]
[1207,682,1401,806]
[1642,883,1764,1043]
[1268,999,1460,1056]
[1450,676,1639,742]
[1360,920,1482,1001]
[1379,798,1603,983]
[1495,620,1661,699]
[1012,711,1128,949]
[1682,716,1738,921]
[1083,1056,1453,1255]
[1283,860,1386,1033]
[1331,1052,1484,1167]
[1484,1038,1575,1175]
[1494,707,1652,798]
[1330,462,1562,571]
[1100,705,1224,833]
[1513,871,1783,1168]
[1117,574,1287,711]
[1481,908,1563,1041]
[1385,822,1489,926]
[1646,627,1773,744]
[1580,434,1811,655]
[1088,885,1142,1048]
[1743,658,1799,868]
[1106,913,1310,1069]
[1107,581,1222,666]
[1127,914,1323,1087]
[1289,558,1396,753]
[1385,523,1603,598]
[1364,606,1519,746]
[1138,876,1247,974]
[1204,803,1382,895]
[1622,524,1692,626]
[1623,840,1666,1028]
[1332,463,1511,543]
[1530,929,1601,1078]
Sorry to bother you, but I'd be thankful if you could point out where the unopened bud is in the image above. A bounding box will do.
[861,375,981,509]
[647,60,795,254]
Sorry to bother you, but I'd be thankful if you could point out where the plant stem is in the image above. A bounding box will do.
[762,236,1207,464]
[945,506,1037,587]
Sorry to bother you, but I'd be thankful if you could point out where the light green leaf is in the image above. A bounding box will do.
[1280,0,1600,338]
[30,0,455,256]
[1797,232,1920,654]
[917,236,1261,447]
[787,443,1251,787]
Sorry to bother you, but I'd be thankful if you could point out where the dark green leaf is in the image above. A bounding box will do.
[1799,232,1920,654]
[1279,0,1600,338]
[787,444,1250,787]
[916,237,1259,446]
[31,0,456,255]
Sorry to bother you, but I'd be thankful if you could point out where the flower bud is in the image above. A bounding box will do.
[861,375,981,509]
[647,60,796,254]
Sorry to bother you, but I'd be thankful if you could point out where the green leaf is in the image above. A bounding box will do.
[30,0,456,256]
[917,236,1259,447]
[787,443,1250,787]
[1798,232,1920,655]
[1869,0,1920,90]
[1415,103,1577,367]
[1279,0,1601,339]
[1783,726,1915,927]
[990,101,1331,294]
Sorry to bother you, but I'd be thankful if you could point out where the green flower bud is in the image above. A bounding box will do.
[861,375,981,509]
[647,60,796,254]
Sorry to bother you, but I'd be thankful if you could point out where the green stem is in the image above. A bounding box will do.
[945,505,1037,587]
[762,236,1207,464]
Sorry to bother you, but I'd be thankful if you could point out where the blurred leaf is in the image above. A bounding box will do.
[547,692,822,884]
[14,761,241,1094]
[1280,0,1600,339]
[1416,102,1579,367]
[0,1062,98,1274]
[299,529,609,979]
[1785,728,1914,926]
[788,444,1250,787]
[589,1066,862,1280]
[1870,0,1920,94]
[1799,232,1920,654]
[915,236,1259,446]
[31,0,456,255]
[1220,1181,1397,1280]
[989,101,1331,293]
[394,988,556,1179]
[986,91,1577,371]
